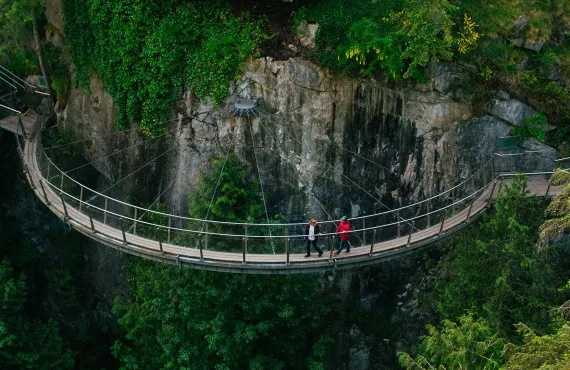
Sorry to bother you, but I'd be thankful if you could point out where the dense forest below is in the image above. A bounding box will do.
[1,0,570,369]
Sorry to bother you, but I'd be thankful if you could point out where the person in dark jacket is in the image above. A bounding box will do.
[304,218,323,257]
[334,216,352,255]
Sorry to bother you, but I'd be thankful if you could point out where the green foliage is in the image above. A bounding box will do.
[296,0,463,80]
[0,260,74,369]
[0,0,42,74]
[505,324,570,370]
[435,177,559,337]
[512,112,548,142]
[112,261,334,370]
[190,153,262,223]
[63,0,265,135]
[398,314,505,370]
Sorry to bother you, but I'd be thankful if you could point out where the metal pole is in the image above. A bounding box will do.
[369,229,376,256]
[362,218,366,245]
[438,213,446,235]
[121,221,127,245]
[79,187,84,211]
[89,211,96,233]
[285,236,290,265]
[167,216,172,242]
[396,211,401,237]
[199,236,204,260]
[466,199,475,219]
[545,177,552,197]
[103,198,108,224]
[204,223,208,250]
[487,180,498,203]
[60,193,69,220]
[242,226,247,264]
[157,228,164,254]
[59,172,64,190]
[406,221,413,246]
[427,199,431,227]
[133,208,138,235]
[39,180,50,205]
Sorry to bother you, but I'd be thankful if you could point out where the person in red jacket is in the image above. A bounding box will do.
[335,216,352,255]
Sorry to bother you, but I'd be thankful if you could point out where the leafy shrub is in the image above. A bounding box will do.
[512,112,548,142]
[63,0,265,135]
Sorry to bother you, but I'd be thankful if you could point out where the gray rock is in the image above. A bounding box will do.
[296,21,319,49]
[487,94,536,126]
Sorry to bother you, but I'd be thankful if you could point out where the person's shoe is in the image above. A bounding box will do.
[304,254,310,257]
[318,251,323,257]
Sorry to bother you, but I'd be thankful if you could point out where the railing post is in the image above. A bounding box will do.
[199,235,204,261]
[79,186,84,211]
[46,160,51,182]
[285,236,290,265]
[103,198,108,224]
[242,225,248,264]
[487,180,498,204]
[396,211,401,237]
[133,208,138,235]
[406,221,413,247]
[120,221,127,245]
[167,216,172,242]
[39,179,50,205]
[156,228,164,254]
[438,213,446,236]
[427,199,431,227]
[59,171,64,190]
[204,223,209,250]
[88,206,95,233]
[466,199,475,220]
[60,193,69,221]
[545,177,553,197]
[329,234,335,260]
[362,218,366,245]
[369,229,376,256]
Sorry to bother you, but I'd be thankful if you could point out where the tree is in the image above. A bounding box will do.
[435,177,559,337]
[113,155,335,369]
[505,324,570,370]
[0,260,74,369]
[398,314,505,370]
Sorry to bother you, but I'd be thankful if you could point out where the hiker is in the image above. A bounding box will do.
[335,216,352,255]
[305,218,323,257]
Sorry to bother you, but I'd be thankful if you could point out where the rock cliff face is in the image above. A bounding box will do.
[57,56,558,226]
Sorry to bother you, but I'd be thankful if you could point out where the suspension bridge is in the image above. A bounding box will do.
[1,68,568,274]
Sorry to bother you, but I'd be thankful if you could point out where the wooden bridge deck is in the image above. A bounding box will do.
[17,122,562,274]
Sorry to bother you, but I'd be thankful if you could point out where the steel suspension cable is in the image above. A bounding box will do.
[0,65,34,88]
[59,131,171,176]
[0,73,19,90]
[87,147,175,203]
[248,121,275,253]
[128,178,176,233]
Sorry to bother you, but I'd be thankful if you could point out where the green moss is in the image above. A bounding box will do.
[63,0,265,135]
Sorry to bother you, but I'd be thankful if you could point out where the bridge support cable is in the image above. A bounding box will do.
[199,136,235,251]
[82,147,175,209]
[248,121,276,254]
[0,65,35,89]
[0,73,20,90]
[56,131,172,177]
[128,177,176,234]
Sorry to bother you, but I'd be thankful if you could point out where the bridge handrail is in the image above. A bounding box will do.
[38,136,495,228]
[42,168,490,239]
